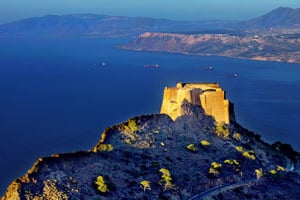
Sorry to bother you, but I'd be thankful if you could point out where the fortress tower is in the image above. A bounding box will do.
[160,82,230,123]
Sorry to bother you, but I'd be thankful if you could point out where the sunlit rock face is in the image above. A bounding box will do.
[160,82,229,123]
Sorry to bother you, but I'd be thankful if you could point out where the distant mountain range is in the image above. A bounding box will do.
[243,7,300,29]
[0,14,236,38]
[0,7,299,38]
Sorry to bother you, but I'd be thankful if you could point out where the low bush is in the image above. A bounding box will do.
[95,176,108,193]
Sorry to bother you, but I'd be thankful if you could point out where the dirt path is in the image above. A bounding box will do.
[188,179,257,200]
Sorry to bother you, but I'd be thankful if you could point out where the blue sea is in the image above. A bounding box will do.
[1,38,300,194]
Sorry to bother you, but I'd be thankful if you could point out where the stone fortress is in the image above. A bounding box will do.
[160,82,230,123]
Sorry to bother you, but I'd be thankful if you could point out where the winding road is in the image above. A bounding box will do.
[188,179,257,200]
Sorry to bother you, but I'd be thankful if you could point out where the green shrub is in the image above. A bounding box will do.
[140,180,151,191]
[211,161,222,169]
[215,123,230,138]
[235,146,256,160]
[200,140,211,146]
[235,146,244,152]
[208,162,222,177]
[96,144,114,152]
[255,168,263,179]
[224,159,239,166]
[95,176,108,193]
[242,151,256,160]
[159,168,175,190]
[277,165,285,171]
[186,144,198,152]
[124,119,138,133]
[269,169,277,175]
[233,132,241,140]
[122,119,139,143]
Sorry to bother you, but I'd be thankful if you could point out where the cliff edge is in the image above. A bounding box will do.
[2,83,300,200]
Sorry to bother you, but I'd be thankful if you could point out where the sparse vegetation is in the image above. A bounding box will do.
[200,140,211,146]
[255,168,264,179]
[122,119,139,142]
[159,168,175,190]
[95,176,108,193]
[224,159,241,173]
[277,165,285,172]
[233,132,241,140]
[208,161,222,177]
[124,119,138,133]
[242,151,256,160]
[269,169,277,175]
[186,144,198,152]
[224,159,239,166]
[140,180,151,191]
[235,146,256,160]
[96,144,114,152]
[211,161,222,169]
[215,123,230,138]
[235,146,244,152]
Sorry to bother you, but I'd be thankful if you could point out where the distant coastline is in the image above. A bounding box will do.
[123,32,300,64]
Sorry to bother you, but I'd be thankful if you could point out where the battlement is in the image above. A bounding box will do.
[160,82,230,123]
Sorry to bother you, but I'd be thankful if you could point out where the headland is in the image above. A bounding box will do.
[2,83,300,200]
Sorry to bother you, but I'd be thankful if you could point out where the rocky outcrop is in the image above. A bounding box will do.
[2,86,300,199]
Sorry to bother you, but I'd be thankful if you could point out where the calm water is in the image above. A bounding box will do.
[0,38,300,194]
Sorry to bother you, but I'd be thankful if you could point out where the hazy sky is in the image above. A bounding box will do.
[0,0,300,24]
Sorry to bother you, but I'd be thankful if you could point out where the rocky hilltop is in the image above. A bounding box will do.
[123,31,300,64]
[2,83,300,200]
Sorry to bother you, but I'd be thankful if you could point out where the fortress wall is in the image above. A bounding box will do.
[223,100,230,123]
[177,88,192,104]
[161,88,178,102]
[199,90,229,123]
[185,83,220,90]
[190,89,203,105]
[177,89,193,118]
[160,83,230,123]
[160,87,180,120]
[161,87,194,120]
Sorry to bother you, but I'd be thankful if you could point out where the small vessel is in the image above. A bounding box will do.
[144,64,160,68]
[203,66,213,71]
[233,73,238,78]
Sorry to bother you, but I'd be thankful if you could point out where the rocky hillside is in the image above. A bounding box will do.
[123,32,300,63]
[2,100,300,199]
